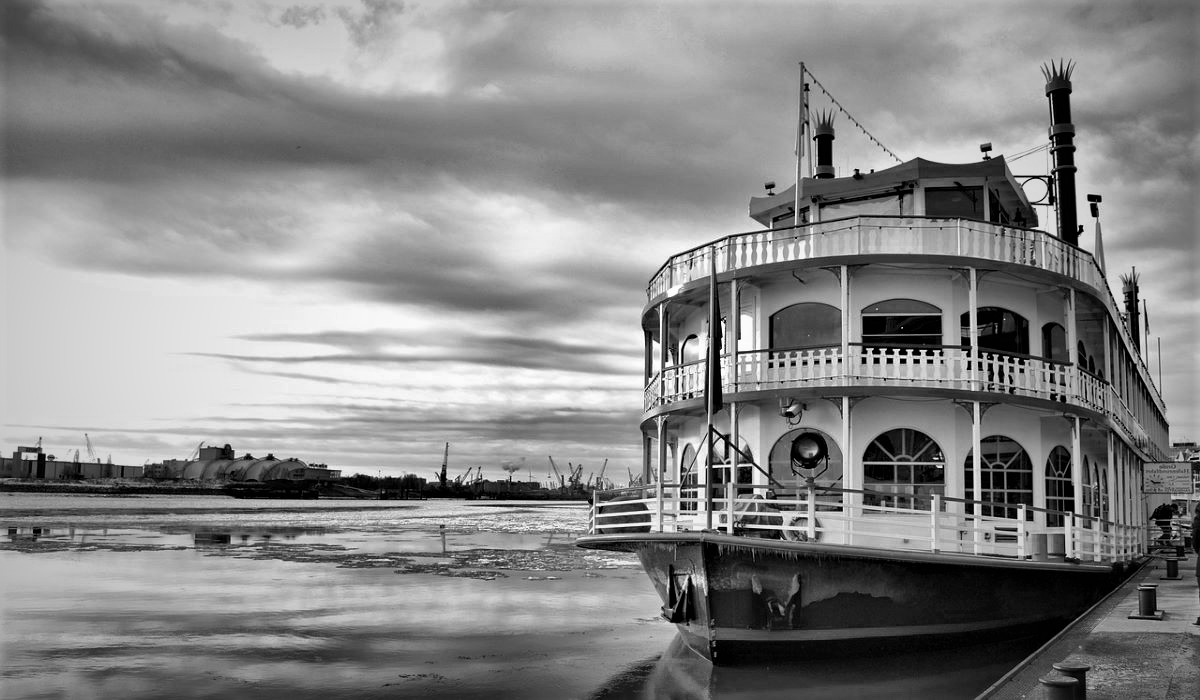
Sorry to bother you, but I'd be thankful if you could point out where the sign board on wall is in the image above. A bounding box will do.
[1142,462,1194,494]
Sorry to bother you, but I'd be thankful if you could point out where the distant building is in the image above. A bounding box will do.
[0,445,143,480]
[144,443,341,483]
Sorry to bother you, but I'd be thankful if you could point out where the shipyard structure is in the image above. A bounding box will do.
[144,443,340,483]
[1,443,340,485]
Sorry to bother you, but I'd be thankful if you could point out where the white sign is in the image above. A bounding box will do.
[1143,462,1194,494]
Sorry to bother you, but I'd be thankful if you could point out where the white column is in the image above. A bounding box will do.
[972,401,983,553]
[1066,289,1078,400]
[841,265,850,370]
[968,268,979,390]
[658,305,669,405]
[1071,416,1083,521]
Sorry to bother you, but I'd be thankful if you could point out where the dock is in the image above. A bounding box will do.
[979,553,1199,700]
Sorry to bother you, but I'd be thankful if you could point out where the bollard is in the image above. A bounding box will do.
[1128,584,1163,620]
[1138,585,1157,616]
[1051,662,1090,700]
[1039,675,1078,700]
[1162,557,1181,580]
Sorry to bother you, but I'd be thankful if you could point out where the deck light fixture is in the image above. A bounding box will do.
[764,181,776,195]
[1087,193,1101,218]
[779,398,806,425]
[980,142,992,159]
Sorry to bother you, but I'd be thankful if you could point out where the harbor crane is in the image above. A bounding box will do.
[433,443,449,488]
[548,456,564,489]
[567,463,583,489]
[85,433,98,463]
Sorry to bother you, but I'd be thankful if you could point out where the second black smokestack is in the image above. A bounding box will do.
[813,111,835,179]
[1043,60,1078,246]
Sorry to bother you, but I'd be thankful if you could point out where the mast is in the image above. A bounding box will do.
[795,62,808,227]
[703,245,723,528]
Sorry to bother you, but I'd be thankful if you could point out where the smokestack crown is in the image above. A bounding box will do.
[1042,59,1074,95]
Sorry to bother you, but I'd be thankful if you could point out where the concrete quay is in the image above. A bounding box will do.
[980,553,1199,700]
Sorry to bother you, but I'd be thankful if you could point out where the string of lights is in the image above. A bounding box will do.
[804,65,903,164]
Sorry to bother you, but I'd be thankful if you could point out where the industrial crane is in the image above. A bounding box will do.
[566,462,584,490]
[433,443,449,488]
[85,433,98,463]
[596,459,608,489]
[548,456,564,490]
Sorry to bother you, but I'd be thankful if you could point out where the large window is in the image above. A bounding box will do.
[964,435,1033,519]
[1042,323,1068,362]
[1045,445,1073,526]
[679,334,701,364]
[862,428,945,510]
[862,299,942,347]
[771,303,840,350]
[926,186,983,219]
[961,307,1029,355]
[679,443,698,512]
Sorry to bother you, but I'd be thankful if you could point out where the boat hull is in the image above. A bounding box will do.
[578,532,1130,664]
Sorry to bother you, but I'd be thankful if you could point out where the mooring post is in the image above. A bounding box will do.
[1162,556,1180,580]
[1136,584,1158,617]
[1051,662,1090,700]
[1039,675,1078,700]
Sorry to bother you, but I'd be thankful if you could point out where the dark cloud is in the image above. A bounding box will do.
[278,4,327,29]
[335,0,406,48]
[193,326,642,374]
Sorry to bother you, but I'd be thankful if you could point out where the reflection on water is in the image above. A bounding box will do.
[594,632,1047,699]
[2,495,1043,699]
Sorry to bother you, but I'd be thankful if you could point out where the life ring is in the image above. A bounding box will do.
[782,515,819,542]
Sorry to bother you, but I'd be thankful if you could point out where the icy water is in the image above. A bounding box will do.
[1,494,1043,699]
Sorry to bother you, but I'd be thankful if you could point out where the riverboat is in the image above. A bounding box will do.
[575,62,1170,664]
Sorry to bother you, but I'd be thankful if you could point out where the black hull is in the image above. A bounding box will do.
[579,532,1133,664]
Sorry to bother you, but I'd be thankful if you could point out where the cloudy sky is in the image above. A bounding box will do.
[2,0,1196,480]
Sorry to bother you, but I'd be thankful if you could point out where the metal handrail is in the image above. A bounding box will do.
[589,482,1147,565]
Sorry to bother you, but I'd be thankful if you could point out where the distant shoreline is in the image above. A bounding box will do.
[0,479,226,496]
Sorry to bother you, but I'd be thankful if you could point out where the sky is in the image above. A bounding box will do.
[2,0,1197,481]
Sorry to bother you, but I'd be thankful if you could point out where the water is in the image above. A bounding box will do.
[2,493,1043,699]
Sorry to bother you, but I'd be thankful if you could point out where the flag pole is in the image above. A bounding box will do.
[795,61,807,227]
[704,245,722,528]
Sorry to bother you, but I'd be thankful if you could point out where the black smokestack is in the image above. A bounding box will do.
[1043,60,1078,246]
[1121,269,1141,353]
[813,111,835,179]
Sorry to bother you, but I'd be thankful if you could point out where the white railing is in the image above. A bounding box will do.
[646,216,1164,416]
[650,345,1080,407]
[589,483,1147,566]
[643,346,1158,449]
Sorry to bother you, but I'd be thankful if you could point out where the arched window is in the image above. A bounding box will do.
[1045,445,1073,526]
[769,428,843,488]
[679,443,698,512]
[961,307,1029,355]
[704,433,754,487]
[862,428,945,511]
[862,299,942,347]
[1042,323,1068,362]
[680,334,701,364]
[964,435,1033,519]
[771,303,840,350]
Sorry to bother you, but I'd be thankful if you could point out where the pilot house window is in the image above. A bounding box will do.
[925,186,983,219]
